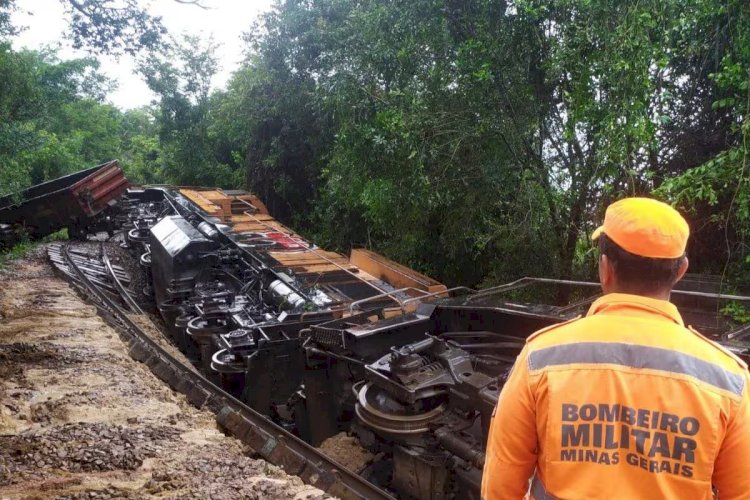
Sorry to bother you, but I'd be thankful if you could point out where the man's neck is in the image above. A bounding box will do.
[607,288,671,301]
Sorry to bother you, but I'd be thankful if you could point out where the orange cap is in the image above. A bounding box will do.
[591,197,689,259]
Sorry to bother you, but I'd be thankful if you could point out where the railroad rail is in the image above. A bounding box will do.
[35,170,748,499]
[48,241,394,500]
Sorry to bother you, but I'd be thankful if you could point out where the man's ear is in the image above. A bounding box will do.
[674,256,689,284]
[599,254,614,293]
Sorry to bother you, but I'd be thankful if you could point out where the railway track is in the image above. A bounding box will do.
[47,241,394,500]
[25,169,750,499]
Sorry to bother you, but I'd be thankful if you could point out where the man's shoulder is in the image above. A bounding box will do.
[684,325,748,372]
[526,316,585,345]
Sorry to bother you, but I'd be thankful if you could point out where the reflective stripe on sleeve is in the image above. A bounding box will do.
[528,342,745,396]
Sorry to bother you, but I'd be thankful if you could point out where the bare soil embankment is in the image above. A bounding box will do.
[0,249,326,499]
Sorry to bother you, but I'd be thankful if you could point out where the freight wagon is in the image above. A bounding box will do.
[36,164,750,499]
[0,160,129,246]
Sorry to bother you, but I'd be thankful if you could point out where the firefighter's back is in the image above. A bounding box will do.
[525,294,749,499]
[481,198,750,500]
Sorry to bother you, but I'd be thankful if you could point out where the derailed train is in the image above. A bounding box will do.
[104,185,750,498]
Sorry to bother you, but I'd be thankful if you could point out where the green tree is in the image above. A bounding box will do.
[0,46,136,196]
[227,0,750,288]
[1,0,210,56]
[140,35,241,188]
[657,0,750,283]
[118,107,162,184]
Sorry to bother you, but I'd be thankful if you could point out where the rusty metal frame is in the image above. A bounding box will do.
[57,242,394,500]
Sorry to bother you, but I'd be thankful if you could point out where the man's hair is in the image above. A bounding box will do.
[598,234,685,295]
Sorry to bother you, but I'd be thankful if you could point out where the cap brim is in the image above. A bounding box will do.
[591,226,604,240]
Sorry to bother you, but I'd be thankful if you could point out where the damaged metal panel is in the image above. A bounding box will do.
[0,160,129,244]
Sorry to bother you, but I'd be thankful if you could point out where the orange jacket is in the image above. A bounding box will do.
[482,293,750,500]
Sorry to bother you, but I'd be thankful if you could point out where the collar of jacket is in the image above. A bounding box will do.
[586,292,684,327]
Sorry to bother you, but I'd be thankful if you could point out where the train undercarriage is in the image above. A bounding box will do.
[103,185,748,499]
[6,165,747,499]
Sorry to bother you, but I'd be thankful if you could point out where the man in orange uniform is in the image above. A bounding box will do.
[482,197,750,499]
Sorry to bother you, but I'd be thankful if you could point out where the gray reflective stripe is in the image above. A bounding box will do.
[528,342,745,396]
[531,476,557,500]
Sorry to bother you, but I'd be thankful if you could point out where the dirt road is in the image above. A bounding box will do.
[0,250,326,499]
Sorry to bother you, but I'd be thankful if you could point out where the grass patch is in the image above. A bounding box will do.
[0,228,68,270]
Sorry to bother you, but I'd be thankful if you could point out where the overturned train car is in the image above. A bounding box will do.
[0,161,129,246]
[112,185,750,500]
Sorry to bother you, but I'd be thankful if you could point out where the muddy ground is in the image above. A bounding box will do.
[0,248,326,499]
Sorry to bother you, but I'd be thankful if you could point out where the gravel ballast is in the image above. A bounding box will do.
[0,249,327,499]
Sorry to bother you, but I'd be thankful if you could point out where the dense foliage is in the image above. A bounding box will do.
[0,43,148,195]
[222,0,750,288]
[1,0,748,290]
